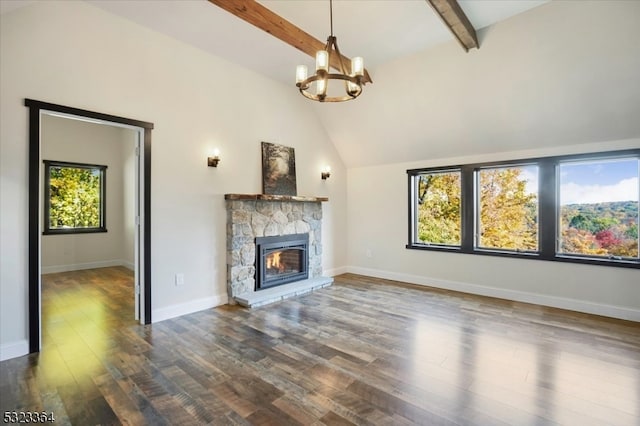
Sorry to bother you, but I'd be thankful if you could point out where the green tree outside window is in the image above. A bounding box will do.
[416,171,461,245]
[43,161,107,234]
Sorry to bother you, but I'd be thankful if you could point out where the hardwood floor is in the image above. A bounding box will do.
[1,269,638,425]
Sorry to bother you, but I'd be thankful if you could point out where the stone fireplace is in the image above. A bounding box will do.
[225,194,333,307]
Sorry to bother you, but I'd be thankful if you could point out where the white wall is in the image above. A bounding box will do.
[347,139,640,321]
[0,1,347,360]
[41,114,135,273]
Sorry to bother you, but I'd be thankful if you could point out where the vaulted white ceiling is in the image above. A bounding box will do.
[4,1,638,167]
[83,0,548,86]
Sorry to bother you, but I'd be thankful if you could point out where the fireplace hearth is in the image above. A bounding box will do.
[256,233,309,290]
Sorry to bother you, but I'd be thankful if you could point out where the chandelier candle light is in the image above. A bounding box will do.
[295,0,364,102]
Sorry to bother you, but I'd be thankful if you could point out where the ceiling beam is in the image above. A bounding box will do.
[208,0,372,84]
[426,0,478,51]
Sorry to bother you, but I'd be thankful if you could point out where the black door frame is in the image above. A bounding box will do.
[25,99,153,353]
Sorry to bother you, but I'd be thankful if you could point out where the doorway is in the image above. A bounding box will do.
[26,99,153,354]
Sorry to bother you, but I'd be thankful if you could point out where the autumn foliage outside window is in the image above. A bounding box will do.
[415,170,461,245]
[477,166,538,252]
[43,161,107,234]
[558,158,638,259]
[408,150,639,268]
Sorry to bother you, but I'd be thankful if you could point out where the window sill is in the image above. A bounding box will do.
[43,228,107,235]
[406,243,639,269]
[406,243,461,251]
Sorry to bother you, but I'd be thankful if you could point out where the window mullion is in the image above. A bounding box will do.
[460,165,475,253]
[538,159,556,260]
[406,172,415,247]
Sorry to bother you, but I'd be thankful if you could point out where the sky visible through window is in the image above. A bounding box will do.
[517,165,538,195]
[560,159,639,205]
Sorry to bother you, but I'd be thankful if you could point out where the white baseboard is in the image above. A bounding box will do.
[0,340,29,361]
[324,266,349,277]
[121,261,135,271]
[42,260,132,274]
[347,266,640,322]
[152,293,229,323]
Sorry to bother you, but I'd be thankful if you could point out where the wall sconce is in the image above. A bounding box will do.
[208,148,220,167]
[321,166,331,180]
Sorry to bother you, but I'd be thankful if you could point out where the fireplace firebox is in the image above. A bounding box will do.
[255,233,309,290]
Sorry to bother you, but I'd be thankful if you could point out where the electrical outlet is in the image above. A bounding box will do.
[366,249,373,258]
[175,273,184,286]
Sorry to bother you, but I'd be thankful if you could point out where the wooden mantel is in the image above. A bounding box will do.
[225,194,328,202]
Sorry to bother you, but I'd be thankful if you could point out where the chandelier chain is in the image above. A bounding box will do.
[329,0,334,36]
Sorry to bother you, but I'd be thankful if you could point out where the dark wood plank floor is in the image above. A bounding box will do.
[1,268,639,425]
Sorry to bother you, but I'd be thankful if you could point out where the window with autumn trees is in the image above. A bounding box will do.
[44,160,107,234]
[477,165,538,252]
[558,157,638,260]
[407,149,639,268]
[414,170,461,246]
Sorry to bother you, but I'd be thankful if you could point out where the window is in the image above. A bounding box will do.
[413,170,461,246]
[558,157,639,260]
[43,160,107,234]
[476,165,538,252]
[407,149,639,268]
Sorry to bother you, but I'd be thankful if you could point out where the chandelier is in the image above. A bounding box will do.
[295,0,364,102]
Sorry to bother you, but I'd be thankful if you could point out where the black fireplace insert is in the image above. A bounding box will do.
[255,233,309,290]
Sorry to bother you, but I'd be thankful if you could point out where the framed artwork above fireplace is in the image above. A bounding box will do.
[261,141,297,196]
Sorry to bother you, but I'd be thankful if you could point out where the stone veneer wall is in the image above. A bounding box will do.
[226,199,323,301]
